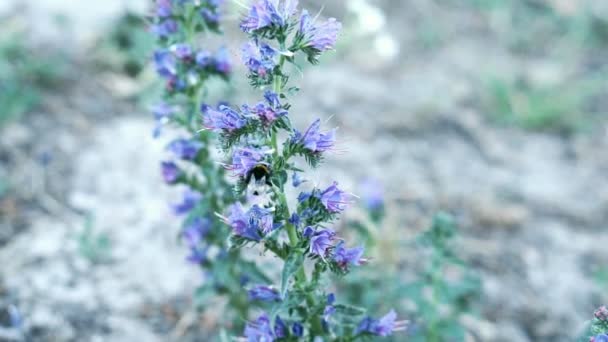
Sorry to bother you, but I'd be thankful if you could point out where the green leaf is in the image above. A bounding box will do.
[333,304,367,317]
[281,251,303,298]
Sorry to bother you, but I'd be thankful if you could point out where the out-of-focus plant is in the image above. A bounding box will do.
[340,192,480,342]
[194,0,408,339]
[149,0,263,334]
[584,306,608,342]
[481,74,604,133]
[95,12,155,78]
[75,214,111,264]
[407,213,480,342]
[0,21,66,127]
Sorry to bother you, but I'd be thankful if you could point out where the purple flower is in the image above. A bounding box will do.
[153,50,177,78]
[356,310,406,337]
[333,241,364,268]
[200,8,220,24]
[172,189,203,215]
[227,204,261,241]
[170,43,193,60]
[298,191,312,203]
[202,104,245,132]
[248,205,276,235]
[168,138,203,160]
[274,316,287,339]
[225,204,275,241]
[595,306,608,321]
[298,10,342,51]
[292,322,303,337]
[309,228,335,257]
[227,147,268,177]
[250,90,287,123]
[214,47,232,75]
[156,0,172,18]
[152,102,175,137]
[248,285,281,301]
[292,172,305,187]
[360,178,384,211]
[184,217,211,242]
[301,119,336,153]
[182,217,211,262]
[320,182,351,213]
[244,313,274,341]
[240,0,299,33]
[288,213,300,227]
[152,19,178,37]
[593,335,608,342]
[196,50,212,67]
[241,42,276,77]
[161,161,180,184]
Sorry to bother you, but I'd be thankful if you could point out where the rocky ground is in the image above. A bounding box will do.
[1,0,608,341]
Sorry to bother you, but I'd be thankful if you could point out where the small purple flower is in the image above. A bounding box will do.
[240,0,298,33]
[320,182,351,213]
[292,322,303,337]
[593,335,608,342]
[248,285,281,302]
[248,205,276,235]
[333,241,364,268]
[227,204,262,241]
[227,147,268,177]
[214,47,232,75]
[241,42,276,77]
[170,43,193,60]
[161,161,180,184]
[323,299,336,319]
[168,138,203,160]
[595,306,608,321]
[152,19,178,38]
[182,217,211,263]
[225,204,275,241]
[327,293,335,305]
[360,178,384,211]
[301,119,336,153]
[152,102,175,137]
[292,172,305,187]
[309,228,335,257]
[297,191,312,203]
[202,104,245,132]
[298,10,342,51]
[153,49,177,78]
[250,90,287,123]
[156,0,172,18]
[274,316,287,339]
[196,50,212,67]
[357,310,406,337]
[288,213,300,227]
[172,189,203,215]
[244,313,274,342]
[200,8,220,24]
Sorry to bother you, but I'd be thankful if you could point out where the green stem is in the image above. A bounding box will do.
[269,48,324,336]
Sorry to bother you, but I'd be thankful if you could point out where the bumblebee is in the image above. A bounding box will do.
[245,164,272,196]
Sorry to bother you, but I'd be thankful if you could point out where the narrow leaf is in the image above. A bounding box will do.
[281,251,303,297]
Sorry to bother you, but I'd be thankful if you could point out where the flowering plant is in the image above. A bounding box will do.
[197,0,407,340]
[588,306,608,342]
[150,0,269,330]
[152,0,407,339]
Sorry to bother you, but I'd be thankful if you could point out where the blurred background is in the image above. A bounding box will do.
[1,0,607,341]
